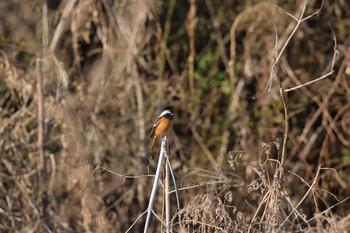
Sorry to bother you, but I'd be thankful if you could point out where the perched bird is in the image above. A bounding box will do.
[150,110,174,151]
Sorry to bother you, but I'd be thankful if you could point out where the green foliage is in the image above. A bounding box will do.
[341,147,350,164]
[198,50,213,72]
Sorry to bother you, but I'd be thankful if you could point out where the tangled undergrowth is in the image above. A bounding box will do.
[0,0,349,232]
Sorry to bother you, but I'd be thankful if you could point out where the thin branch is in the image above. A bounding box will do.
[247,190,271,233]
[306,197,350,224]
[271,0,326,166]
[274,0,308,64]
[125,210,148,233]
[284,70,335,92]
[98,165,155,179]
[285,23,338,92]
[274,4,298,21]
[277,166,322,230]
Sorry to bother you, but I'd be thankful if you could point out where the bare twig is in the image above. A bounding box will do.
[270,1,308,167]
[125,210,148,233]
[277,166,322,230]
[285,70,335,92]
[248,190,271,233]
[271,0,327,166]
[307,198,350,224]
[274,0,308,65]
[285,23,338,92]
[296,59,349,153]
[98,165,155,179]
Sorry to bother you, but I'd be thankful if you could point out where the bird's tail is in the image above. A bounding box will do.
[151,135,158,151]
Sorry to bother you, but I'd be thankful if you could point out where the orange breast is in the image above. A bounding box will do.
[154,117,172,136]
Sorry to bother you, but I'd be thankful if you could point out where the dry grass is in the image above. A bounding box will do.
[0,0,349,232]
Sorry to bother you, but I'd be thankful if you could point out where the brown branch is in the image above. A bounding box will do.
[132,64,146,159]
[49,0,77,53]
[284,22,338,93]
[272,0,322,166]
[36,58,48,226]
[38,0,49,227]
[298,60,349,149]
[187,0,197,97]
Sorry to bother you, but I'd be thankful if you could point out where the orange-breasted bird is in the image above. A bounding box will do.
[150,110,174,151]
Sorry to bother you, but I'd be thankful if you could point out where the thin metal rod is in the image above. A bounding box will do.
[144,137,166,232]
[164,152,181,209]
[165,155,170,232]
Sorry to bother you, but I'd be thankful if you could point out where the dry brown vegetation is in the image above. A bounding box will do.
[0,0,350,232]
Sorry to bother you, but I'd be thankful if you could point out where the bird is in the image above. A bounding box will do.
[150,110,174,151]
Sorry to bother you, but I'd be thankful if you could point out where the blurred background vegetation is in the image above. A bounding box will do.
[0,0,350,232]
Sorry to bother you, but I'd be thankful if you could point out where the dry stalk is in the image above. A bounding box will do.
[281,58,342,158]
[37,1,49,225]
[36,57,49,227]
[277,166,321,231]
[187,0,197,97]
[271,0,309,167]
[171,194,236,232]
[49,0,78,53]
